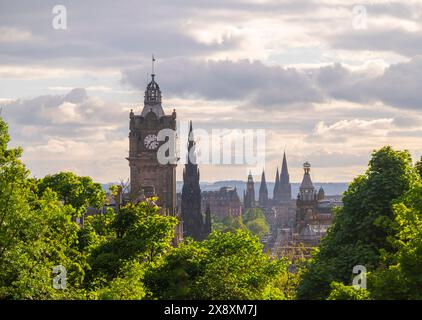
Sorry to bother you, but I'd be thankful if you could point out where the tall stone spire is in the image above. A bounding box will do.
[181,121,209,240]
[273,167,280,201]
[259,170,269,207]
[279,151,292,201]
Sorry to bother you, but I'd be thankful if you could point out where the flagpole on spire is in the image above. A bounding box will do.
[152,54,156,76]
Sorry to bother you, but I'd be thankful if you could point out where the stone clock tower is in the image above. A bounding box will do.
[127,70,177,215]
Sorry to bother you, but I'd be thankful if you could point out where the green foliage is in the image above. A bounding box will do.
[415,156,422,179]
[212,215,248,233]
[98,261,146,300]
[145,230,287,300]
[212,208,269,238]
[36,172,106,217]
[298,146,417,299]
[368,182,422,299]
[88,202,178,280]
[243,208,269,238]
[327,282,371,300]
[0,117,86,299]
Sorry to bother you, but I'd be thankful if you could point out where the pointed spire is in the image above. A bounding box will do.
[247,170,253,182]
[279,151,292,202]
[259,170,267,192]
[280,151,289,183]
[282,151,288,171]
[259,169,268,206]
[187,120,196,164]
[273,167,280,199]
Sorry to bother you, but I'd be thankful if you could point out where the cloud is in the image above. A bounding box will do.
[2,88,130,182]
[311,118,394,142]
[3,88,126,130]
[123,58,323,107]
[123,56,422,112]
[315,56,422,110]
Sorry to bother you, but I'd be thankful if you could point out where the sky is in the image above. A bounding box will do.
[1,0,422,183]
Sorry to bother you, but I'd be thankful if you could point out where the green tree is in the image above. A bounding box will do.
[97,260,146,300]
[0,117,86,299]
[327,282,371,300]
[88,201,178,281]
[368,182,422,299]
[297,146,417,299]
[243,208,269,238]
[145,230,286,300]
[37,172,106,218]
[415,156,422,179]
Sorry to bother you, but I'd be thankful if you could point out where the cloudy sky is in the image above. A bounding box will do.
[1,0,422,183]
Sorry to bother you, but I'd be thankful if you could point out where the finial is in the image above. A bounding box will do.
[152,54,156,77]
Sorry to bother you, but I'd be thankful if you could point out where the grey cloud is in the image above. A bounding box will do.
[328,28,422,58]
[122,58,323,108]
[123,56,422,111]
[315,56,422,110]
[2,88,128,144]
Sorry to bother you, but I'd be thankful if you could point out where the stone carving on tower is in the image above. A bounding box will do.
[181,121,211,240]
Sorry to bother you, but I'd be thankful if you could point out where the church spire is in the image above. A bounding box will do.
[280,151,289,183]
[259,169,268,207]
[273,167,280,200]
[279,151,292,202]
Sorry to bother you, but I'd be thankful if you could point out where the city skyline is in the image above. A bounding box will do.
[1,1,422,183]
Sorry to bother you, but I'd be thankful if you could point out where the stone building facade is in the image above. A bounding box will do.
[201,187,242,218]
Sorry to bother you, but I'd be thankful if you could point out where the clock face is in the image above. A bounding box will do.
[144,134,159,150]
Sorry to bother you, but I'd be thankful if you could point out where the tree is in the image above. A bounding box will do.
[368,182,422,299]
[327,282,371,300]
[243,208,269,238]
[0,117,86,299]
[415,156,422,179]
[144,230,287,300]
[97,261,146,300]
[36,172,106,218]
[88,201,178,281]
[297,146,417,299]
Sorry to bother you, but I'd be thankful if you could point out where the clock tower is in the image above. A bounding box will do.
[127,68,177,215]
